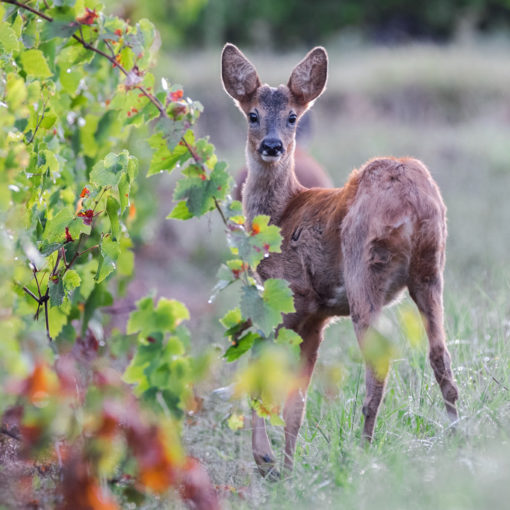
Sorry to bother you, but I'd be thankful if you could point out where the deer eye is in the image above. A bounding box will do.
[288,113,297,125]
[248,112,258,124]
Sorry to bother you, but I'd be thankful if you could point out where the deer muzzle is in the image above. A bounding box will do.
[259,138,284,161]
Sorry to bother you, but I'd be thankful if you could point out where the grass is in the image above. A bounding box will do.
[180,287,510,509]
[127,41,510,508]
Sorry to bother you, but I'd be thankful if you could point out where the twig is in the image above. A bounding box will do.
[26,96,48,144]
[0,425,20,441]
[491,375,509,391]
[75,244,99,259]
[214,198,228,226]
[50,249,62,278]
[1,0,52,21]
[44,297,51,342]
[5,0,232,227]
[33,266,42,297]
[23,286,40,302]
[7,0,232,347]
[92,186,109,213]
[103,38,117,59]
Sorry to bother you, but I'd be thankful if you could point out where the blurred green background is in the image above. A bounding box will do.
[105,0,510,48]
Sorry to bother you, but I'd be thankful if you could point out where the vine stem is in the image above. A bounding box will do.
[0,426,20,441]
[3,0,229,226]
[1,0,52,21]
[26,97,48,144]
[5,0,232,342]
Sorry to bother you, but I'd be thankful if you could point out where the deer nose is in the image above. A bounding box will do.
[260,138,283,157]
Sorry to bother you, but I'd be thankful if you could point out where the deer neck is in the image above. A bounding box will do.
[243,144,303,226]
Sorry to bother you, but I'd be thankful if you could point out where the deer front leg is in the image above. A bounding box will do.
[252,409,280,480]
[361,365,388,441]
[283,319,323,473]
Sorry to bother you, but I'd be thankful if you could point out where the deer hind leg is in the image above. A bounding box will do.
[345,246,397,441]
[350,302,389,442]
[252,410,279,480]
[409,277,459,421]
[282,318,323,473]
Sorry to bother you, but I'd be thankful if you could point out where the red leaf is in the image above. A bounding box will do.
[180,458,220,510]
[25,362,59,405]
[78,209,94,225]
[76,8,99,25]
[170,89,183,102]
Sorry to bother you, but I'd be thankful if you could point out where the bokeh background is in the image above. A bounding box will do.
[100,1,510,507]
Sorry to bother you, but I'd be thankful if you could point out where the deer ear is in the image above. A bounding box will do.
[221,43,261,103]
[288,47,328,105]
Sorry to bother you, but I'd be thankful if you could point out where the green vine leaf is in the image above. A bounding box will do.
[20,49,52,78]
[240,278,295,337]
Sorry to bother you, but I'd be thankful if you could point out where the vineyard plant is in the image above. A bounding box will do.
[0,1,301,508]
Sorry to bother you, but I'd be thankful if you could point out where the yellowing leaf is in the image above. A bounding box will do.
[398,303,426,349]
[233,345,299,421]
[362,327,399,380]
[63,269,81,292]
[21,49,53,78]
[0,22,20,53]
[227,413,245,431]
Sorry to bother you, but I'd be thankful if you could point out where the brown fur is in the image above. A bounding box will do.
[221,43,459,477]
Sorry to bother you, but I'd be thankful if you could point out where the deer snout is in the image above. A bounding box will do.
[259,138,284,159]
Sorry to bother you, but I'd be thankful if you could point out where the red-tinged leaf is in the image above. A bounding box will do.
[78,209,94,225]
[169,90,183,102]
[65,227,73,242]
[76,8,99,26]
[97,409,119,438]
[180,458,220,510]
[25,362,59,405]
[20,424,43,448]
[125,425,179,493]
[60,449,119,510]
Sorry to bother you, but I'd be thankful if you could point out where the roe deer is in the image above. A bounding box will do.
[233,113,332,201]
[221,43,459,477]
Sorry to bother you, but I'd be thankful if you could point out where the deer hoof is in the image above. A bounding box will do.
[255,454,280,481]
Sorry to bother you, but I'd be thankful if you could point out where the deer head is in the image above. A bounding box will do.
[221,44,328,167]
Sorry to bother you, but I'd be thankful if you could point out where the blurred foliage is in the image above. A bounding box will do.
[0,0,222,506]
[0,0,307,506]
[104,0,510,49]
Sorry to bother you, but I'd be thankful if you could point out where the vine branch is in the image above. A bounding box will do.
[3,0,230,225]
[5,0,232,345]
